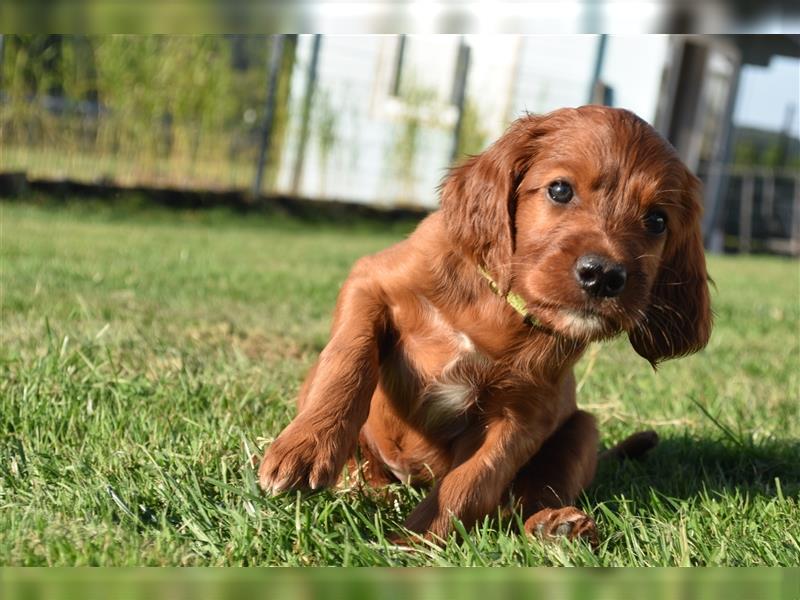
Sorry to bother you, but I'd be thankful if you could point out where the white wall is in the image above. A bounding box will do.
[276,35,460,208]
[462,35,522,145]
[509,36,599,118]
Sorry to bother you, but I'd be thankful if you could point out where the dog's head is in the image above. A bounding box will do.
[440,106,711,365]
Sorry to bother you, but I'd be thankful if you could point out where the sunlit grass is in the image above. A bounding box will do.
[1,199,798,566]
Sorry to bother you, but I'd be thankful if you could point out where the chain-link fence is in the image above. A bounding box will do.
[0,35,296,194]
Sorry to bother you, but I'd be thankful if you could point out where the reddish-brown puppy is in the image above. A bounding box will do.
[259,106,712,542]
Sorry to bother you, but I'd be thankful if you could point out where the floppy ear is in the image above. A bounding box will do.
[439,118,537,293]
[629,174,713,366]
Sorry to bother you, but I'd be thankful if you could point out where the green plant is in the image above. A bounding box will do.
[390,77,438,202]
[313,87,339,197]
[455,98,489,159]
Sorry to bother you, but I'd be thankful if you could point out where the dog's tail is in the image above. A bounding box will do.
[598,430,659,462]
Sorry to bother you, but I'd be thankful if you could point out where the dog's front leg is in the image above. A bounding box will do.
[259,278,385,493]
[403,395,557,540]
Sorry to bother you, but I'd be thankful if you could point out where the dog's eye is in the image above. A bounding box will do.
[644,210,667,234]
[547,180,573,204]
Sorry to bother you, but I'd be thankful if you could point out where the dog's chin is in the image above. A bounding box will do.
[523,293,628,342]
[547,308,621,342]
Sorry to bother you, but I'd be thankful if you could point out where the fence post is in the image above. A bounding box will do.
[739,173,754,254]
[252,35,285,199]
[291,34,322,195]
[762,169,775,219]
[0,35,4,92]
[587,34,608,105]
[792,175,800,256]
[450,37,471,164]
[703,53,742,252]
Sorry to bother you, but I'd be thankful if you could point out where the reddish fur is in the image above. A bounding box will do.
[259,106,712,541]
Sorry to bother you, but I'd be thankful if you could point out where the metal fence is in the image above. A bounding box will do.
[703,166,800,255]
[0,35,294,194]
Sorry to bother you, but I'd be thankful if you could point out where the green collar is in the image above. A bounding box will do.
[477,266,543,328]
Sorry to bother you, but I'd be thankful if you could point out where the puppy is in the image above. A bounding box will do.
[259,106,712,543]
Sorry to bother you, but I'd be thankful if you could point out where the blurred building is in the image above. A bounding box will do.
[656,35,800,253]
[1,35,798,254]
[273,34,800,254]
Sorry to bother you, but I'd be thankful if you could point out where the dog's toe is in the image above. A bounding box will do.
[524,506,598,548]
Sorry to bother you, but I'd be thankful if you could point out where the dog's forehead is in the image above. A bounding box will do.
[524,118,685,207]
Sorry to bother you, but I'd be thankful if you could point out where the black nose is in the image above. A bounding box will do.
[574,254,627,298]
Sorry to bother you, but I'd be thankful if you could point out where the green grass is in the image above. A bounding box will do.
[1,198,798,566]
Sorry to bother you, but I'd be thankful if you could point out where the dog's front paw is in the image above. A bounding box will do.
[258,423,347,493]
[402,481,492,542]
[524,506,598,547]
[402,491,449,541]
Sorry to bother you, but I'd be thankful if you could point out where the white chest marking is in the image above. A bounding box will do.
[424,331,484,427]
[426,381,476,421]
[457,332,475,353]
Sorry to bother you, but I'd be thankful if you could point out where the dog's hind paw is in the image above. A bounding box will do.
[524,506,598,548]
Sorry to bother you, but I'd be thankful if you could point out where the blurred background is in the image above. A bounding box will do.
[0,34,798,254]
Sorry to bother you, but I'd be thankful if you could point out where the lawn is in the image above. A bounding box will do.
[1,198,798,566]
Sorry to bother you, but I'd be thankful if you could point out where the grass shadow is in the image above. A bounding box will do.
[1,179,427,233]
[590,434,800,504]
